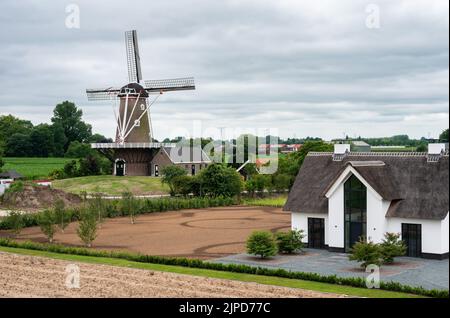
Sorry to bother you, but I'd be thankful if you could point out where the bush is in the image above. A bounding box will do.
[275,230,305,254]
[4,211,24,236]
[161,166,188,196]
[77,209,98,247]
[172,175,194,196]
[349,238,382,268]
[246,231,278,258]
[272,174,292,192]
[380,232,407,264]
[199,164,243,198]
[37,209,57,243]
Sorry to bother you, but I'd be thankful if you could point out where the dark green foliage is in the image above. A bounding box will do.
[0,157,4,171]
[37,209,57,243]
[65,141,94,158]
[78,155,101,176]
[275,230,305,254]
[380,232,407,264]
[349,238,383,268]
[161,166,188,196]
[0,239,446,298]
[272,174,292,192]
[439,129,449,143]
[199,164,243,198]
[172,175,195,196]
[51,101,92,152]
[246,231,278,258]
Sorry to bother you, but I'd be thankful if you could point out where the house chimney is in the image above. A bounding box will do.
[427,143,446,163]
[333,144,350,161]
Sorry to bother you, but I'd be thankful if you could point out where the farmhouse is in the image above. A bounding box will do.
[284,143,449,259]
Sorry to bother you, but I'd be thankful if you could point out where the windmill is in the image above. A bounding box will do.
[86,30,196,176]
[86,30,195,143]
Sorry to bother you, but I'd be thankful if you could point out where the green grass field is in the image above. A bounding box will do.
[53,175,169,196]
[0,246,422,298]
[243,195,288,208]
[2,157,74,179]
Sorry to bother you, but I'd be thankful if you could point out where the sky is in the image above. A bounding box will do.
[0,0,448,141]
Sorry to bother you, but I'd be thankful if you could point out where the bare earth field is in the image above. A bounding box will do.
[9,206,290,259]
[0,252,344,298]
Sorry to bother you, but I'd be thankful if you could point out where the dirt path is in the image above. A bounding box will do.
[0,252,347,298]
[3,206,290,259]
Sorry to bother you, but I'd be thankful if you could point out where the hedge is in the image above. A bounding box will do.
[0,196,237,230]
[0,239,447,298]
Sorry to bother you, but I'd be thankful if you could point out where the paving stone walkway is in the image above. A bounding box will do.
[214,248,449,290]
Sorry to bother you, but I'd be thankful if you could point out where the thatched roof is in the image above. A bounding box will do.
[283,152,449,220]
[0,169,23,179]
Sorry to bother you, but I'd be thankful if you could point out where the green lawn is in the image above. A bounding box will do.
[2,157,74,179]
[53,175,169,196]
[243,195,288,208]
[0,246,422,298]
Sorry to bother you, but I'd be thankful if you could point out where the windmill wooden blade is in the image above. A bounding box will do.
[125,30,142,84]
[86,87,121,101]
[143,77,195,93]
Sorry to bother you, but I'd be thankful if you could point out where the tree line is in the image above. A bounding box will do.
[0,101,111,158]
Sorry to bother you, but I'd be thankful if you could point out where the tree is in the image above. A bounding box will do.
[272,174,292,192]
[198,164,243,197]
[348,238,382,268]
[246,231,278,259]
[5,133,33,157]
[63,160,79,178]
[51,101,92,151]
[51,122,67,157]
[89,191,106,225]
[77,209,98,247]
[439,129,449,143]
[275,230,305,254]
[29,124,55,157]
[54,199,70,233]
[121,191,139,224]
[37,209,57,243]
[0,115,33,143]
[416,143,427,152]
[0,157,4,172]
[88,133,113,143]
[65,141,94,158]
[380,232,406,264]
[161,165,188,196]
[5,210,24,237]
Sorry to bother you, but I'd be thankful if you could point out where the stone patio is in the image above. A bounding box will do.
[213,248,449,290]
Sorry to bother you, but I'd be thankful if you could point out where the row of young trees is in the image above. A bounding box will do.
[0,101,111,158]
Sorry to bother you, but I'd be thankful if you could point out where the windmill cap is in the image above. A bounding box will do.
[118,83,149,97]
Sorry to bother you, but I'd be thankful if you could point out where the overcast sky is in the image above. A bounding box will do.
[0,0,448,140]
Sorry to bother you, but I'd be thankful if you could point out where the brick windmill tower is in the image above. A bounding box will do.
[86,30,196,176]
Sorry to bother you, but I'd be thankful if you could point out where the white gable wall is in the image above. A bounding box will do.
[328,182,344,248]
[292,212,329,245]
[386,217,447,255]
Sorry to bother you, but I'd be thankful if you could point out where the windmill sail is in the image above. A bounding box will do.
[125,30,142,83]
[143,77,196,92]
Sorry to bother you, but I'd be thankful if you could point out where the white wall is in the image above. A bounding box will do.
[386,216,448,255]
[327,183,344,248]
[291,212,328,245]
[366,191,390,244]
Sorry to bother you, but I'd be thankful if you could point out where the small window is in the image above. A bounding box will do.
[140,104,146,111]
[134,120,140,127]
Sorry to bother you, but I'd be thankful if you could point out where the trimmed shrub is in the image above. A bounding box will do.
[246,231,278,258]
[380,232,407,264]
[349,238,382,268]
[275,230,305,254]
